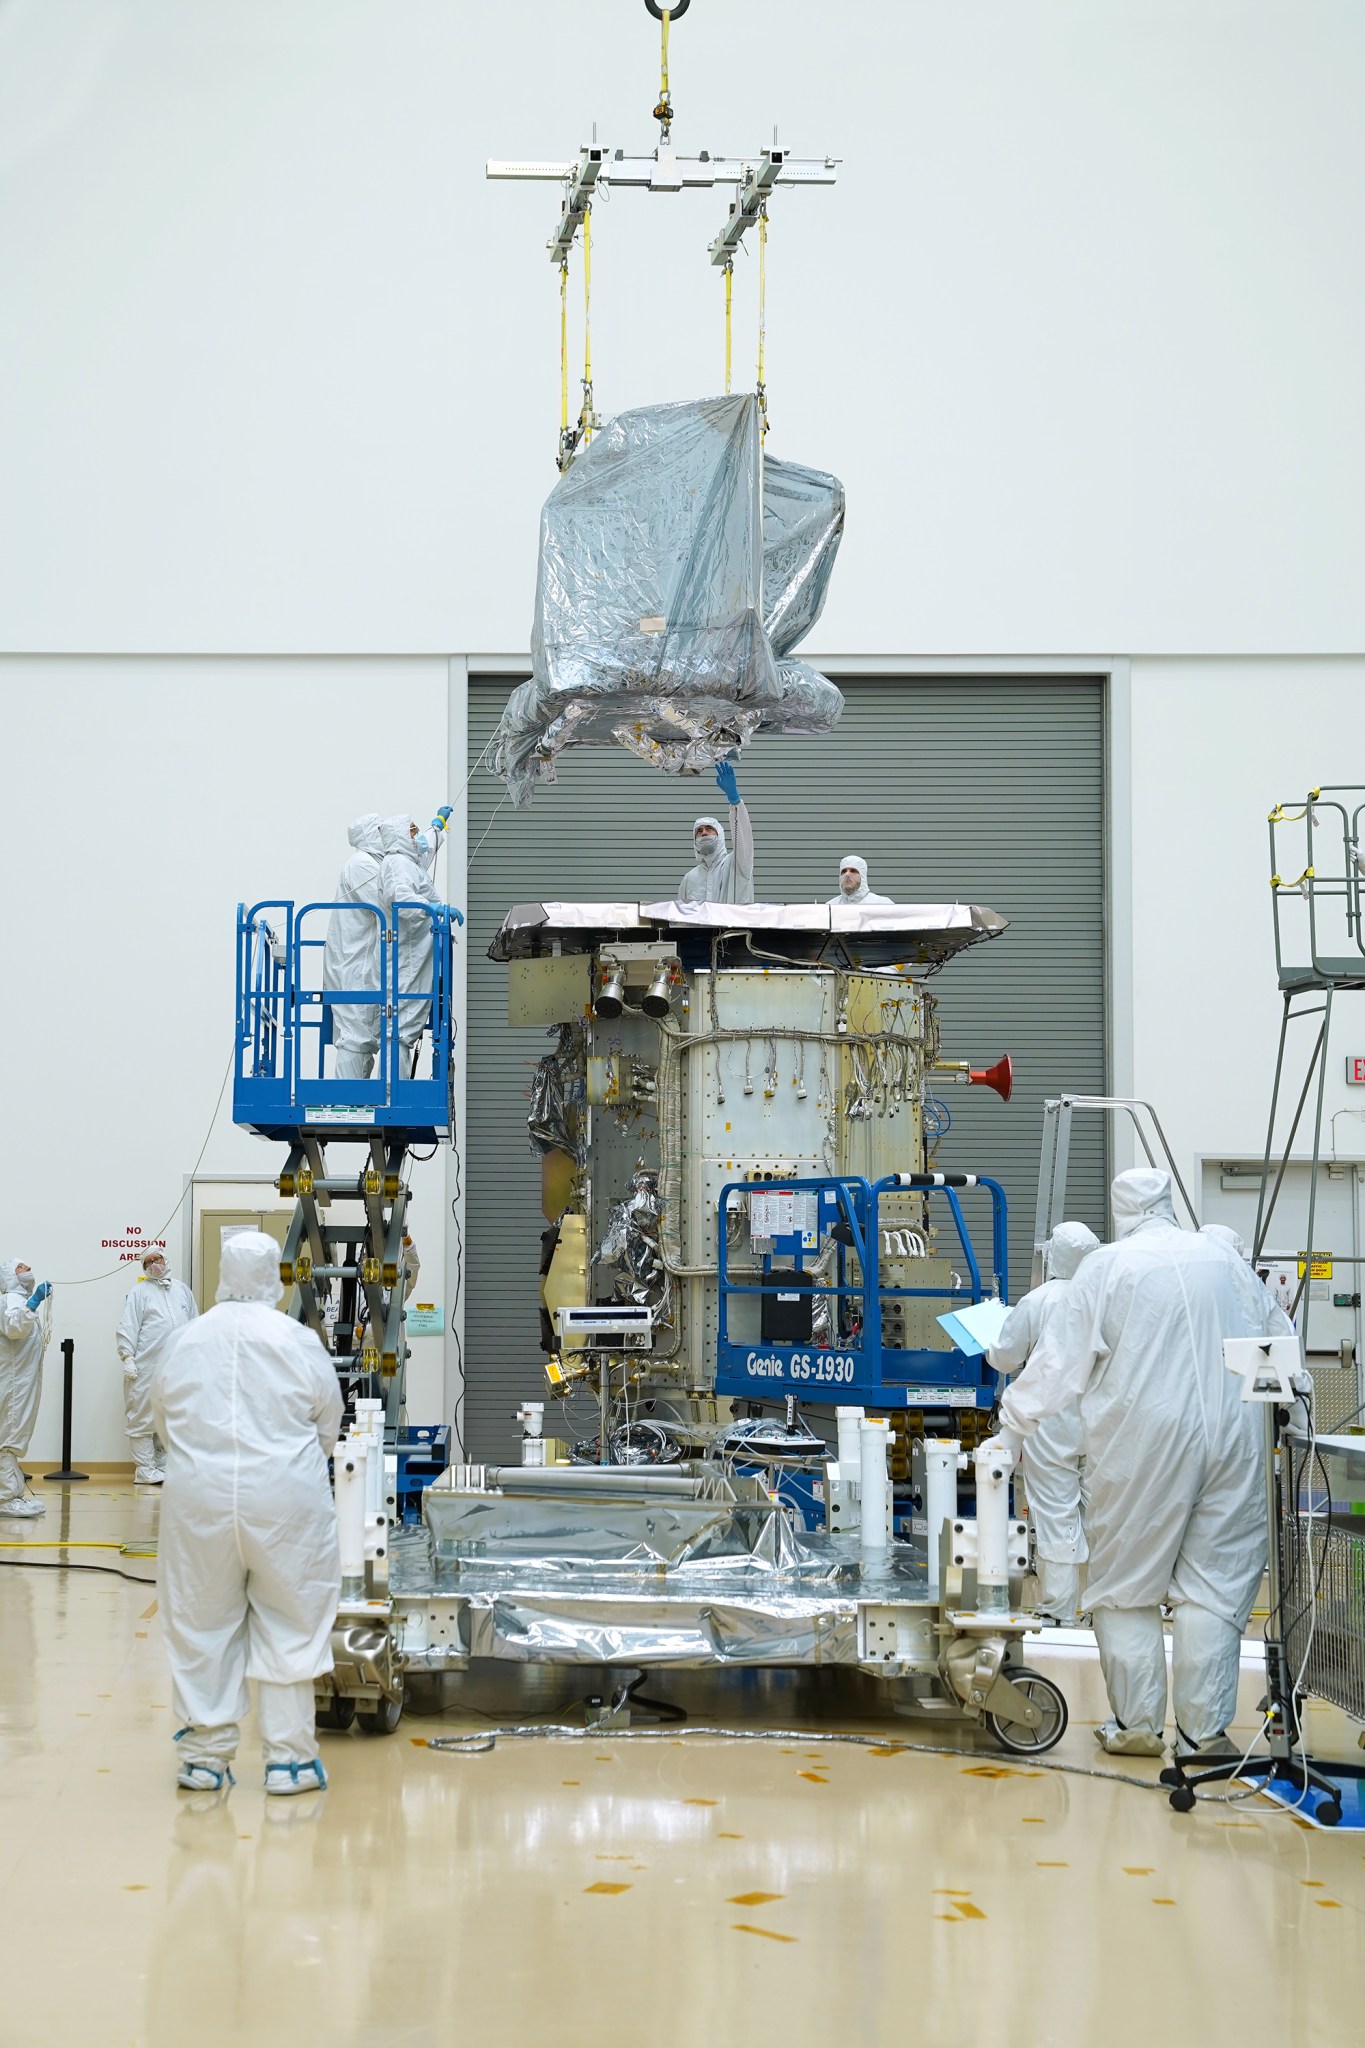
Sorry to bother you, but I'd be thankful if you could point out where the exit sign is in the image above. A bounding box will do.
[1349,1057,1365,1085]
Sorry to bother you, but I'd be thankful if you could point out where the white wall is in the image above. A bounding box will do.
[0,657,450,1463]
[1,1,1363,655]
[1126,658,1365,1192]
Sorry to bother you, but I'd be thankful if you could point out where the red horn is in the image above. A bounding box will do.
[968,1055,1013,1103]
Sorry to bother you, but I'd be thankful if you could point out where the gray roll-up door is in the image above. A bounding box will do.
[464,675,1106,1459]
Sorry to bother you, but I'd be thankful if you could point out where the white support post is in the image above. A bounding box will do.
[923,1439,965,1601]
[974,1442,1015,1615]
[859,1418,891,1552]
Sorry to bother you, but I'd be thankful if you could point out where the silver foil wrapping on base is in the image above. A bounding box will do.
[392,1504,942,1672]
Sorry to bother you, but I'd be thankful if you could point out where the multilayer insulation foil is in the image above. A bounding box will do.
[490,394,845,805]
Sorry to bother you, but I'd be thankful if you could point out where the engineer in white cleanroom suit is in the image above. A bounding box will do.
[0,1261,51,1519]
[984,1169,1293,1758]
[987,1220,1100,1623]
[150,1232,343,1795]
[829,856,893,907]
[378,813,442,1059]
[1201,1222,1247,1257]
[678,759,755,904]
[324,813,385,1081]
[116,1250,198,1485]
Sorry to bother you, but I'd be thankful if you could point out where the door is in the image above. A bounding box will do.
[196,1209,292,1313]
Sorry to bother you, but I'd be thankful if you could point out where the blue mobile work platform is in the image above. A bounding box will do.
[713,1170,1009,1416]
[235,896,462,1143]
[233,896,462,1432]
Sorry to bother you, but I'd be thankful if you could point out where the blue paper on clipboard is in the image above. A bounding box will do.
[936,1297,1012,1357]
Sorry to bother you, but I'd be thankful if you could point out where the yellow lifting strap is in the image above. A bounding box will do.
[653,8,673,137]
[582,204,594,442]
[724,260,733,394]
[756,204,769,439]
[559,257,569,435]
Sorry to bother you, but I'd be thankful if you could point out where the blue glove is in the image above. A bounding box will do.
[431,804,453,833]
[714,758,741,806]
[27,1281,51,1309]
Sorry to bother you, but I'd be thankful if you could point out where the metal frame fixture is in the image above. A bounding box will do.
[1032,1093,1197,1287]
[1163,786,1365,1823]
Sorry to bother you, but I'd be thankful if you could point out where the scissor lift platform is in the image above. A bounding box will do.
[234,896,461,1144]
[233,895,463,1423]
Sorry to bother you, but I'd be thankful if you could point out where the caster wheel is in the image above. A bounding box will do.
[1168,1785,1196,1813]
[1316,1800,1342,1828]
[985,1669,1068,1755]
[358,1686,404,1736]
[316,1696,357,1732]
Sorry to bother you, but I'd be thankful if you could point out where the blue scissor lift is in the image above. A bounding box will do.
[714,1170,1008,1528]
[234,895,462,1480]
[715,1169,1008,1409]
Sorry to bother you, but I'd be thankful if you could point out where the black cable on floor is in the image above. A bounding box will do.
[0,1558,156,1586]
[422,1723,1174,1791]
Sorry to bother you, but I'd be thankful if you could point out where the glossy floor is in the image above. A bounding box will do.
[2,1481,1363,2048]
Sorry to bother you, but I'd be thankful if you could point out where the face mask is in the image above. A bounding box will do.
[147,1264,167,1282]
[695,836,718,863]
[414,832,430,855]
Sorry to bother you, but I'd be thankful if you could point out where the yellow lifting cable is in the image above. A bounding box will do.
[581,203,594,445]
[557,210,596,470]
[723,260,733,394]
[648,0,689,134]
[756,204,769,440]
[559,257,569,439]
[655,7,673,137]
